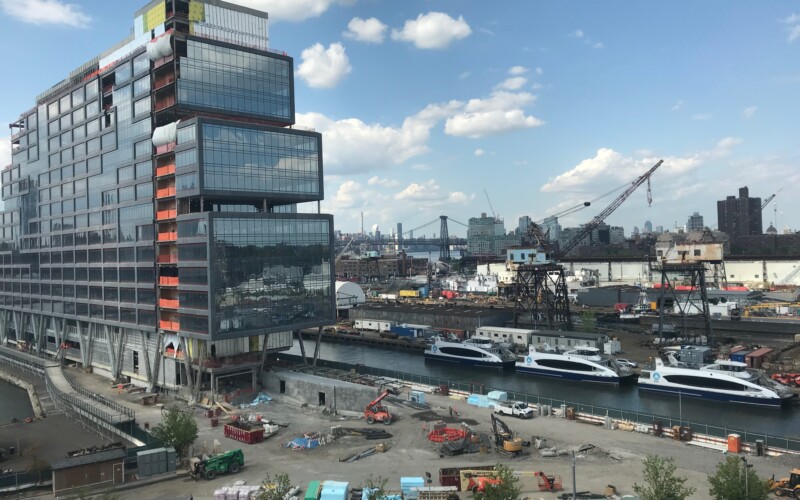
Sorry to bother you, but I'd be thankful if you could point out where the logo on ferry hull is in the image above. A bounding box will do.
[526,356,532,364]
[432,345,437,352]
[652,372,661,382]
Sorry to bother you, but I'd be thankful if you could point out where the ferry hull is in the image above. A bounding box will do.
[424,352,515,370]
[638,383,789,408]
[515,365,629,385]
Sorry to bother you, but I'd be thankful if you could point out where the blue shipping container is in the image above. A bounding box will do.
[731,351,752,363]
[390,326,416,338]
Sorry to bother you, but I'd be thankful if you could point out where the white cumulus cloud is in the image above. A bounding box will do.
[671,100,684,111]
[391,12,472,49]
[367,176,399,187]
[571,29,584,38]
[474,148,485,157]
[227,0,355,22]
[540,137,743,193]
[0,0,90,27]
[444,91,543,138]
[343,16,387,43]
[782,13,800,42]
[495,76,527,91]
[743,106,758,118]
[509,66,528,76]
[394,179,472,207]
[296,42,352,88]
[692,113,712,121]
[296,101,461,174]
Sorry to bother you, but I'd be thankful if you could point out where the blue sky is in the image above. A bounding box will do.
[1,0,798,238]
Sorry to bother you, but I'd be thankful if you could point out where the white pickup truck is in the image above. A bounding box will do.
[493,401,533,419]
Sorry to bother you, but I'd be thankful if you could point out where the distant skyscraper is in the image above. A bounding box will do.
[655,225,664,233]
[717,186,762,236]
[687,212,704,232]
[541,216,561,241]
[517,215,532,235]
[644,220,653,233]
[633,226,640,235]
[396,222,403,245]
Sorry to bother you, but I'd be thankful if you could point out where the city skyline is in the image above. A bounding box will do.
[1,1,799,235]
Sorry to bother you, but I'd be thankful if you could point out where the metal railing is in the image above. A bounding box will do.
[280,354,800,453]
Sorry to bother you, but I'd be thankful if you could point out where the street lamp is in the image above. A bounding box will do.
[741,456,753,496]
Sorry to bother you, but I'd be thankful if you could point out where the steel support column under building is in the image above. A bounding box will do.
[513,263,573,330]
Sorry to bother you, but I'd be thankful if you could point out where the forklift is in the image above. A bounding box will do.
[364,390,393,425]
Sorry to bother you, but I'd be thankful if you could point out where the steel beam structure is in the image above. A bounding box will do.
[653,262,714,348]
[513,263,573,330]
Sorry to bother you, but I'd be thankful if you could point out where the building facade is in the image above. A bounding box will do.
[467,214,520,257]
[687,212,704,232]
[717,186,762,237]
[0,0,334,392]
[541,216,561,241]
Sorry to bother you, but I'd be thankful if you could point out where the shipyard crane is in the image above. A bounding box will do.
[335,236,356,263]
[556,159,663,260]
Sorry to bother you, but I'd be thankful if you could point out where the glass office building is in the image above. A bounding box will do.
[0,0,334,390]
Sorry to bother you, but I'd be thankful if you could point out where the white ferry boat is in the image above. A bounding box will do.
[515,345,636,384]
[424,336,517,370]
[638,353,795,408]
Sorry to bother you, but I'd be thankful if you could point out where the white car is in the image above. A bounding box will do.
[615,358,638,368]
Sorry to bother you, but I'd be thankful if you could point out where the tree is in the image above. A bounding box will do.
[257,472,292,500]
[708,456,769,500]
[24,443,49,485]
[475,464,521,500]
[633,455,697,500]
[362,475,389,500]
[150,406,198,460]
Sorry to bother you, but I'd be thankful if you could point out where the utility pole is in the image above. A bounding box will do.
[572,450,577,500]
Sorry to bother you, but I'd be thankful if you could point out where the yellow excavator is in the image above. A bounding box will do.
[768,468,800,498]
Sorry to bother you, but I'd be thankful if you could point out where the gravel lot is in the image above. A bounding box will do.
[119,388,795,500]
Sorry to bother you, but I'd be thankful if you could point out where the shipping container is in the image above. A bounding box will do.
[320,481,349,500]
[438,466,495,490]
[476,326,534,348]
[305,480,321,500]
[745,347,773,368]
[680,346,713,365]
[399,290,421,298]
[224,423,265,444]
[354,319,395,332]
[401,477,426,499]
[730,350,752,364]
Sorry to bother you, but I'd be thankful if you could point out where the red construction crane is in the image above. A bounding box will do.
[557,159,663,259]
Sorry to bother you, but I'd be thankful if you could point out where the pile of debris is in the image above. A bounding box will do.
[332,426,393,440]
[339,443,389,463]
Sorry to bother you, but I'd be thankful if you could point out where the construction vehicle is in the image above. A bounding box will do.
[768,468,800,497]
[364,390,393,425]
[465,473,502,494]
[189,449,244,480]
[490,414,527,457]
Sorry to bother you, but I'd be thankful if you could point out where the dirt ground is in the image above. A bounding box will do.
[114,387,795,500]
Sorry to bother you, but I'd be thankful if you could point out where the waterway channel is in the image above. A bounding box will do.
[286,340,800,439]
[0,379,34,424]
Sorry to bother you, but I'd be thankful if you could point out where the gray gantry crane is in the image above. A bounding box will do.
[513,160,664,330]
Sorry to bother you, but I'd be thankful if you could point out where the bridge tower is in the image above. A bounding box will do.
[439,216,450,261]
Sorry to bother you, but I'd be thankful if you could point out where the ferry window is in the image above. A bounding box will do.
[694,250,701,256]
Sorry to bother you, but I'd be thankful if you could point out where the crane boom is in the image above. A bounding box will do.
[761,193,776,210]
[484,189,497,219]
[557,159,663,259]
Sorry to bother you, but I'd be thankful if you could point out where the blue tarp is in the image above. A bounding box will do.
[284,438,320,449]
[239,392,272,408]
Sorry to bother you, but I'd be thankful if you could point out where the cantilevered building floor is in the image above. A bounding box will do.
[0,0,334,396]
